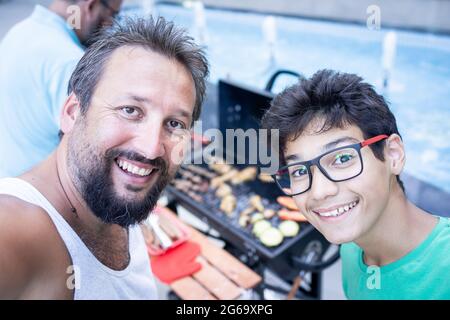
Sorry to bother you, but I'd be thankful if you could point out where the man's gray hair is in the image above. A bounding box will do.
[68,16,209,122]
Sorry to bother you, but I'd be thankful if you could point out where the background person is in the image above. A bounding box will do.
[0,0,122,178]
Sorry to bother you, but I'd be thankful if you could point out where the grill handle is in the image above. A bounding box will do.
[264,69,302,93]
[291,245,341,273]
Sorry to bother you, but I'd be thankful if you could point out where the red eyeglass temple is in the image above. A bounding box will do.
[361,134,389,147]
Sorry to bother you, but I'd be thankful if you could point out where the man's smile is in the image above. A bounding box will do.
[116,157,155,177]
[114,156,160,186]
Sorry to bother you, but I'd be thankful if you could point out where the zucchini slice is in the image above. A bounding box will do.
[278,221,300,237]
[253,220,272,237]
[250,213,264,224]
[259,227,284,247]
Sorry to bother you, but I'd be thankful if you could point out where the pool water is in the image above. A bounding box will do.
[123,3,450,194]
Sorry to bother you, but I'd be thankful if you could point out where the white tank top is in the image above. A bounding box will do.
[0,178,158,300]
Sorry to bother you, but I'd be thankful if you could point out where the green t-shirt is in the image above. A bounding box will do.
[341,216,450,300]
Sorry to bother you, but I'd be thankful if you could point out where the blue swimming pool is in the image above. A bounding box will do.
[124,3,450,194]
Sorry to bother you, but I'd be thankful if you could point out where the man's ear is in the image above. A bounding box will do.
[77,0,97,12]
[60,93,82,135]
[87,0,100,12]
[77,0,98,16]
[385,134,405,176]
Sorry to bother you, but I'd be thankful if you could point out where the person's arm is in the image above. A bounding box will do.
[0,198,36,298]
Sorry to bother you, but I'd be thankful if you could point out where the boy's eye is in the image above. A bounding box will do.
[334,153,354,165]
[290,165,308,178]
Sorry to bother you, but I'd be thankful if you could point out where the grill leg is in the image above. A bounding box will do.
[310,271,322,300]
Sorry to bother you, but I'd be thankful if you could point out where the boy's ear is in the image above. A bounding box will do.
[385,134,405,176]
[60,93,81,135]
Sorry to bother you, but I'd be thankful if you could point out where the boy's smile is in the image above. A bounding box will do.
[312,199,359,219]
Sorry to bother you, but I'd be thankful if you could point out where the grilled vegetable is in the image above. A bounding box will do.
[231,167,257,185]
[209,160,232,175]
[187,191,203,203]
[252,220,272,237]
[263,209,276,219]
[211,169,239,188]
[215,183,232,198]
[172,179,192,190]
[220,194,236,215]
[278,221,300,237]
[198,181,209,193]
[278,210,308,222]
[258,173,274,183]
[238,215,251,228]
[191,175,202,185]
[240,206,255,216]
[249,195,264,212]
[250,213,264,224]
[178,168,193,179]
[277,196,299,211]
[259,227,284,247]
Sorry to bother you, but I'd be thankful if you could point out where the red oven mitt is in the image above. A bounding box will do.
[150,241,202,284]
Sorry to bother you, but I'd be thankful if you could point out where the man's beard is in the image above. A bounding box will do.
[67,135,174,228]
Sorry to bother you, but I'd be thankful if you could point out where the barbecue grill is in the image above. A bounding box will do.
[164,72,340,299]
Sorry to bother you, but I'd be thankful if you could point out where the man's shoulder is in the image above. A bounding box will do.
[0,194,58,250]
[1,11,83,60]
[0,193,68,266]
[0,195,60,298]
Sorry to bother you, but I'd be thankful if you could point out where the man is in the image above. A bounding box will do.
[261,70,450,299]
[0,17,209,299]
[0,0,122,178]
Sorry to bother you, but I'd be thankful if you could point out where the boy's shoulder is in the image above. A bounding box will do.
[426,216,450,255]
[340,242,362,262]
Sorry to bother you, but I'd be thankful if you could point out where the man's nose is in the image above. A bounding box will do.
[133,122,166,160]
[309,166,339,201]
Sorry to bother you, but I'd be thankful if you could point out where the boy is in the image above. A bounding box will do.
[261,69,450,299]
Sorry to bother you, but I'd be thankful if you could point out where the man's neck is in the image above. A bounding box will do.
[48,0,83,42]
[354,184,438,266]
[49,1,72,21]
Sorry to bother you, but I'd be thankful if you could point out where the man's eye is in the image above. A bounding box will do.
[120,106,140,118]
[167,120,186,130]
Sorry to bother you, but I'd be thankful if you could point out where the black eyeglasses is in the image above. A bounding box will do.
[272,135,389,196]
[100,0,120,18]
